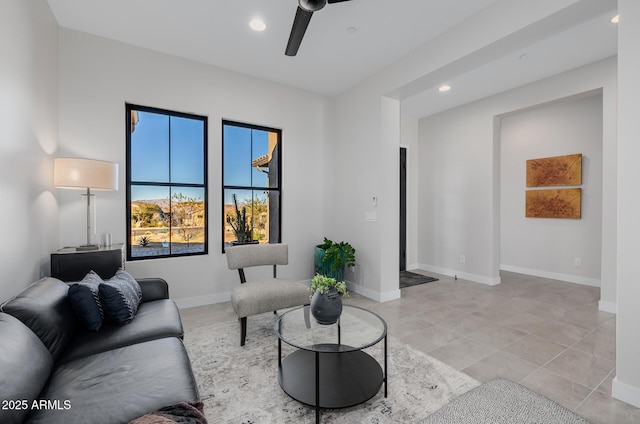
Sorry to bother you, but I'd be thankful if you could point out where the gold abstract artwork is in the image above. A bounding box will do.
[525,188,581,219]
[526,153,582,187]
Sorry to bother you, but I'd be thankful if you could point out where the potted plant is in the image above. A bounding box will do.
[309,274,348,325]
[226,194,255,245]
[314,237,356,281]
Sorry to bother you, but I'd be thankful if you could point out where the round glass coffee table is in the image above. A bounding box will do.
[274,305,387,423]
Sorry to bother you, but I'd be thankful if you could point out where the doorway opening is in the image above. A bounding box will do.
[399,147,407,272]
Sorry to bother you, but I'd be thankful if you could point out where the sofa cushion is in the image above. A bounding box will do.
[58,299,184,365]
[26,338,200,424]
[0,277,76,362]
[99,269,142,325]
[0,313,53,424]
[68,271,104,331]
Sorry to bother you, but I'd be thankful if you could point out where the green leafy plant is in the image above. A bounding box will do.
[138,235,151,247]
[309,274,349,298]
[318,237,356,271]
[226,194,253,243]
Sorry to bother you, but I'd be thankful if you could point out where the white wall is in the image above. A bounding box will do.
[328,87,389,300]
[613,0,640,408]
[0,0,59,301]
[500,94,603,286]
[419,102,500,284]
[418,58,616,295]
[57,29,329,307]
[328,0,593,301]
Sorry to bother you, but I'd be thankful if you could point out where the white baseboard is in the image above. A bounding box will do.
[598,300,617,314]
[380,289,402,302]
[347,281,401,303]
[175,292,231,309]
[500,264,600,287]
[417,264,501,286]
[176,280,401,309]
[405,262,420,271]
[612,377,640,408]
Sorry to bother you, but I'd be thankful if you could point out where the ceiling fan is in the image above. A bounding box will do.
[285,0,354,56]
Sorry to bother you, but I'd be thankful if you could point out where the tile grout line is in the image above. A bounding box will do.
[517,326,606,412]
[574,369,615,413]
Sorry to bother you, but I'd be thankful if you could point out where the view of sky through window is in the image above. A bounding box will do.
[127,106,207,259]
[222,125,269,202]
[222,121,281,249]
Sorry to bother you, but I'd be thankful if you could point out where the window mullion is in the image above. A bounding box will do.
[126,104,207,260]
[222,121,281,251]
[168,116,172,254]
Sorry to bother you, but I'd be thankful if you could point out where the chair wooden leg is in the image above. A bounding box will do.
[240,317,247,346]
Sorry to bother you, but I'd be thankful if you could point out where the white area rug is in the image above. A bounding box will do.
[184,312,479,423]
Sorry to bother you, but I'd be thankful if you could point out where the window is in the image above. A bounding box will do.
[222,120,281,251]
[126,104,208,260]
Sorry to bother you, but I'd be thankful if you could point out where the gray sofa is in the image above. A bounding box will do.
[0,277,200,424]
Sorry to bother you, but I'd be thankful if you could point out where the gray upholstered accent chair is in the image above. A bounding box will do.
[225,243,310,346]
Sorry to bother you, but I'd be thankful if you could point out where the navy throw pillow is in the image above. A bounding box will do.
[68,271,104,332]
[99,269,142,326]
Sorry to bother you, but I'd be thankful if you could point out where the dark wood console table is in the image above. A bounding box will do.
[51,243,125,282]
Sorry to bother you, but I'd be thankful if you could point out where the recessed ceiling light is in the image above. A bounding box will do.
[438,85,451,92]
[611,14,619,24]
[250,19,266,32]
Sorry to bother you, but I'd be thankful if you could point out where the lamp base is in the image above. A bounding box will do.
[76,244,100,251]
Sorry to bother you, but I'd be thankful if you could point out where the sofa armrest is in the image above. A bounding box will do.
[137,278,170,302]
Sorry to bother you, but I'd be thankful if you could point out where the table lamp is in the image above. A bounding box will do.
[54,157,119,251]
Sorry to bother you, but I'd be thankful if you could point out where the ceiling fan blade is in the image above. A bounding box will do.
[285,6,314,56]
[327,0,352,3]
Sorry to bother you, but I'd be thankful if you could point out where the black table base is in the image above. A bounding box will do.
[277,342,386,423]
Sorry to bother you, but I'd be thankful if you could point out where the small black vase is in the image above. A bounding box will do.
[310,287,343,325]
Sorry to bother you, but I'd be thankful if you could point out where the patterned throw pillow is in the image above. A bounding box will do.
[99,269,142,325]
[68,271,104,331]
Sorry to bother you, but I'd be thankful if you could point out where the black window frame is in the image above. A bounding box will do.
[126,103,208,261]
[222,119,282,252]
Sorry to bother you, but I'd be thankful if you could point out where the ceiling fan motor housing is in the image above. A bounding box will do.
[299,0,327,12]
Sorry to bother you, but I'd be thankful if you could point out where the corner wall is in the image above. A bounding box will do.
[500,94,603,286]
[0,0,59,301]
[329,0,594,301]
[418,58,616,300]
[613,0,640,408]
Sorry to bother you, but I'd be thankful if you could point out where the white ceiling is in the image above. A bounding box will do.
[45,0,501,94]
[402,11,618,118]
[46,0,618,118]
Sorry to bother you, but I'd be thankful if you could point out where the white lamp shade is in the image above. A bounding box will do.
[54,158,119,191]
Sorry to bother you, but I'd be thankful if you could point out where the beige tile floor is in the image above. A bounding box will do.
[181,271,640,424]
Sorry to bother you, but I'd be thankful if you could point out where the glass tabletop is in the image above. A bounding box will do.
[275,305,387,353]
